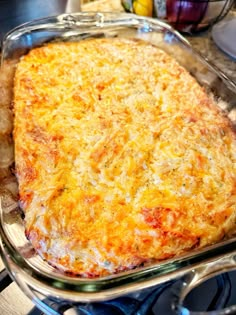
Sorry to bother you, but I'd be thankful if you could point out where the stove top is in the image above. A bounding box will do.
[1,267,236,314]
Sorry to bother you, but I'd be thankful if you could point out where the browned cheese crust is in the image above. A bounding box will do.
[13,38,236,277]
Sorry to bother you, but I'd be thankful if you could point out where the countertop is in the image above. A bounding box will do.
[0,1,235,314]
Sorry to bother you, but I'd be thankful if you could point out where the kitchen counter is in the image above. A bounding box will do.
[0,1,235,314]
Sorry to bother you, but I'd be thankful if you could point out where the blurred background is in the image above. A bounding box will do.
[0,0,235,42]
[121,0,235,33]
[0,0,83,43]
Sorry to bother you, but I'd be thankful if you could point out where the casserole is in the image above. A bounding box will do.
[1,12,236,313]
[13,35,236,278]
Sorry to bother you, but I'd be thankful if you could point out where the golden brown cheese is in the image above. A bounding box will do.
[13,38,236,277]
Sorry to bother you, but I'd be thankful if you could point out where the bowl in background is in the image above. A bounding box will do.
[121,0,235,33]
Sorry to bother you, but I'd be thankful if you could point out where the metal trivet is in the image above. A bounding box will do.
[0,269,233,315]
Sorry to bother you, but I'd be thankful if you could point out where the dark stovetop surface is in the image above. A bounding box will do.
[1,267,236,314]
[0,0,80,44]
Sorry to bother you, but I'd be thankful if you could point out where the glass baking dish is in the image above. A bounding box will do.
[1,12,236,314]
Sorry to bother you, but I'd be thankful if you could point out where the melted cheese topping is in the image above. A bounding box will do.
[14,38,236,277]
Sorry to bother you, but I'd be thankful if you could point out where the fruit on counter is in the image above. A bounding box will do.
[133,0,153,17]
[121,0,233,32]
[122,0,153,17]
[121,0,133,12]
[121,0,208,22]
[166,0,208,31]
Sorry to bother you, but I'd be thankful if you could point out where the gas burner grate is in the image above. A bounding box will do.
[0,268,235,315]
[0,268,12,292]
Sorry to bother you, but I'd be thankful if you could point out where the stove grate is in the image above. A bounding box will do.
[0,268,234,315]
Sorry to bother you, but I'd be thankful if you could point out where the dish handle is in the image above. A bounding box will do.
[172,253,236,314]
